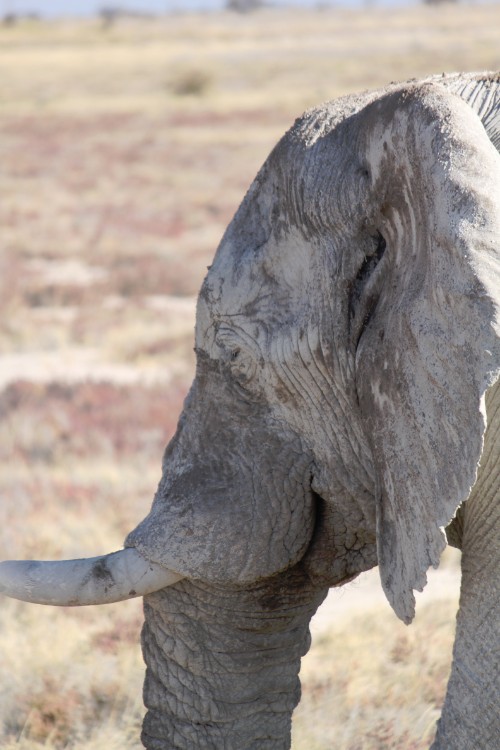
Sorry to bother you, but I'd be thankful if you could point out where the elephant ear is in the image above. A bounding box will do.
[355,85,500,624]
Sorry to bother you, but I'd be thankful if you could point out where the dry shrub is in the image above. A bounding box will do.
[169,68,213,97]
[12,675,138,747]
[21,679,83,745]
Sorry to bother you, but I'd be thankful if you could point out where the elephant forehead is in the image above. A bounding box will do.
[195,228,319,353]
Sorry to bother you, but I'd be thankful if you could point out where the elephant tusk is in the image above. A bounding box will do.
[0,547,183,606]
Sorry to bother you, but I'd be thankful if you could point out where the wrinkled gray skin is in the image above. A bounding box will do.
[120,72,500,749]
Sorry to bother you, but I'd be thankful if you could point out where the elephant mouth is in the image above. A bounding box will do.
[304,469,378,588]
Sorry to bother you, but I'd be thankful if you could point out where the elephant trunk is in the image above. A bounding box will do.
[432,381,500,749]
[139,569,328,750]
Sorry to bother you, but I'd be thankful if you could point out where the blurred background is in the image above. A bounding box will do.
[0,2,498,748]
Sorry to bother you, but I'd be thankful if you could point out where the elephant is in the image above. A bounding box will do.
[1,71,500,750]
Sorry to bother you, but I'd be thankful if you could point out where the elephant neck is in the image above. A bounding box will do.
[140,569,327,750]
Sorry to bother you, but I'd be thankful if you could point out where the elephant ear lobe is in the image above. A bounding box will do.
[356,85,500,624]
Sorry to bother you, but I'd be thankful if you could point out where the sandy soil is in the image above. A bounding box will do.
[311,557,461,636]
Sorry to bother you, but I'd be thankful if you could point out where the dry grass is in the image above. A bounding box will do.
[0,4,494,748]
[1,7,499,116]
[292,560,460,750]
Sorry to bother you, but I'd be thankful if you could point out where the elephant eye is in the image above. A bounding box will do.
[228,349,256,385]
[349,231,387,349]
[215,329,261,398]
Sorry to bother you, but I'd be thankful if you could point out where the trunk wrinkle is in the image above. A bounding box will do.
[140,569,327,750]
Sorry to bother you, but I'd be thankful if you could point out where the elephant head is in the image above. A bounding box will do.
[1,73,500,749]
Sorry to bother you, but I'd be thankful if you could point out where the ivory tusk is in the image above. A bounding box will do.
[0,547,183,606]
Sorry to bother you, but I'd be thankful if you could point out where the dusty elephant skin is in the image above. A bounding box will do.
[140,571,328,749]
[1,72,500,749]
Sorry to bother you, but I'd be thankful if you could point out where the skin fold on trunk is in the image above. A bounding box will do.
[140,566,328,750]
[432,380,500,749]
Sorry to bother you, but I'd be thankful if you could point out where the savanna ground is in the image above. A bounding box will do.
[0,4,498,748]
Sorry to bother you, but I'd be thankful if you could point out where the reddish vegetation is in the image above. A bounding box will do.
[13,675,136,745]
[0,380,188,462]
